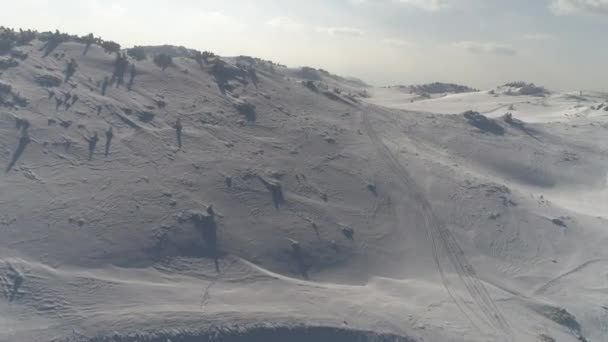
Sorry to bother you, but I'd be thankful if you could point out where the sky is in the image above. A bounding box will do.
[2,0,608,90]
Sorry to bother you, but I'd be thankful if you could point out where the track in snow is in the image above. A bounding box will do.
[361,107,512,338]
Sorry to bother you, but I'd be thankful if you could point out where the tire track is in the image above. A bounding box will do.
[361,108,512,338]
[534,259,604,296]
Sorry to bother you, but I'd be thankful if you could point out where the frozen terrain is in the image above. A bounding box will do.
[1,30,607,342]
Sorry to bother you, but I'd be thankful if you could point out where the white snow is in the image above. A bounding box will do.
[0,36,607,342]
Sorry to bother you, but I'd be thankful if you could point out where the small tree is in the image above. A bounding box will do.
[202,51,215,63]
[127,46,147,61]
[16,29,36,45]
[190,50,203,68]
[81,33,95,56]
[101,40,120,54]
[153,53,172,70]
[0,28,16,53]
[65,58,78,81]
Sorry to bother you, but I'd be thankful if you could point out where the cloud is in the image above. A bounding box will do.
[317,27,364,36]
[382,38,411,47]
[453,41,517,55]
[393,0,450,11]
[524,33,556,40]
[265,16,304,30]
[549,0,608,15]
[355,0,450,11]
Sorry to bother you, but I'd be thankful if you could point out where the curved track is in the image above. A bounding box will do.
[361,107,512,338]
[534,258,604,296]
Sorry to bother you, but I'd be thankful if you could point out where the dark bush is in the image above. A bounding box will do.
[410,82,477,94]
[295,66,321,80]
[153,53,173,70]
[137,111,155,123]
[13,92,28,107]
[40,30,70,57]
[127,46,147,61]
[202,51,215,63]
[9,49,28,60]
[236,55,256,65]
[80,33,98,55]
[518,83,547,96]
[65,58,78,81]
[16,29,36,45]
[35,74,62,87]
[504,81,527,88]
[0,27,17,53]
[189,50,203,67]
[235,101,256,122]
[463,110,504,135]
[0,37,14,54]
[0,57,18,70]
[0,80,11,93]
[111,53,129,86]
[304,80,318,92]
[101,40,121,54]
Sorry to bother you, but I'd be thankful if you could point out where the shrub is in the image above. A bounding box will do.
[304,80,318,92]
[65,58,78,81]
[236,55,256,65]
[153,53,172,70]
[101,40,121,54]
[504,81,527,88]
[295,66,321,80]
[190,50,203,67]
[0,57,18,70]
[9,49,28,60]
[127,46,147,61]
[16,29,36,45]
[202,51,215,63]
[235,100,256,121]
[111,53,129,85]
[518,83,546,96]
[40,30,70,57]
[0,37,14,54]
[463,110,505,135]
[0,80,11,93]
[0,28,17,53]
[13,92,28,107]
[80,33,97,55]
[35,74,62,87]
[78,33,95,44]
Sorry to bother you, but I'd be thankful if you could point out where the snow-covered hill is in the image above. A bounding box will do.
[1,29,607,342]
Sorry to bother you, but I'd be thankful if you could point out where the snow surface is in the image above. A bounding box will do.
[1,38,607,342]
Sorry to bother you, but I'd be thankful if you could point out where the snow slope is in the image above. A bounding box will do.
[1,35,607,342]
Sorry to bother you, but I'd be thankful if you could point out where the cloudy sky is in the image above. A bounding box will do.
[2,0,608,90]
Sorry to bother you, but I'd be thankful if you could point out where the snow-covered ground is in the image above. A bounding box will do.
[367,86,608,123]
[1,34,607,342]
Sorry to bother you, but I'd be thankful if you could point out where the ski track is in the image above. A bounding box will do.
[534,258,605,296]
[361,105,513,339]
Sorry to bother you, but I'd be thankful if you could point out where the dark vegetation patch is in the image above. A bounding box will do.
[234,100,256,122]
[532,304,587,342]
[463,110,505,135]
[73,325,414,342]
[0,56,19,70]
[503,82,548,96]
[153,53,173,70]
[0,80,28,108]
[137,111,155,123]
[397,82,478,94]
[126,46,147,61]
